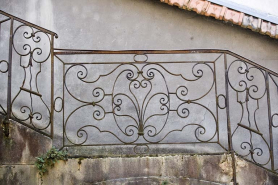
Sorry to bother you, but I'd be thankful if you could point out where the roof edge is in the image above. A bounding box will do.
[160,0,278,40]
[208,0,278,24]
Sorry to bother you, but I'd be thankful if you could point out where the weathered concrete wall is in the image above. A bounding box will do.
[0,117,278,184]
[0,115,52,164]
[0,165,38,185]
[1,153,278,185]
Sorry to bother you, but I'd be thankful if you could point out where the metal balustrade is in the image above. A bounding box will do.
[0,10,278,184]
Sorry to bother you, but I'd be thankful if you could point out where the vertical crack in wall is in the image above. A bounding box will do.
[197,101,212,138]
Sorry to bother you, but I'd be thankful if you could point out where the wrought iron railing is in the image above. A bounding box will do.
[1,10,278,184]
[0,10,57,138]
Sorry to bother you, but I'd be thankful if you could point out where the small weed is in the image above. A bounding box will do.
[35,147,67,184]
[161,180,169,185]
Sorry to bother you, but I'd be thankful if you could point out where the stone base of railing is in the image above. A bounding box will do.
[1,153,278,185]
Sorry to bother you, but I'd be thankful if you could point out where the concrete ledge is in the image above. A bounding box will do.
[1,154,278,184]
[40,154,232,184]
[94,176,225,185]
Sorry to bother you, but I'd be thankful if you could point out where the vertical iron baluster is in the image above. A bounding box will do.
[3,17,13,137]
[3,17,14,137]
[265,72,274,170]
[213,61,220,148]
[6,17,13,118]
[50,35,54,139]
[224,53,237,185]
[62,62,65,148]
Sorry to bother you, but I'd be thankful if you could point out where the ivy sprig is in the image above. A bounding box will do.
[35,147,67,183]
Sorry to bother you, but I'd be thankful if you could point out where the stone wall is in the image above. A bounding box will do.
[1,145,278,184]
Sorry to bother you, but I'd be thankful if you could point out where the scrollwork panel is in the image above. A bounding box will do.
[9,21,54,136]
[228,58,273,169]
[63,61,219,149]
[268,74,278,170]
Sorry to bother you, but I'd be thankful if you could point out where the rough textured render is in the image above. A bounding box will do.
[1,153,278,184]
[160,0,278,39]
[0,116,52,164]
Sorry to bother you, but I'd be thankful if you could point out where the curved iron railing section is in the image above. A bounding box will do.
[52,50,278,179]
[1,10,278,184]
[228,60,271,168]
[11,24,52,131]
[0,10,57,137]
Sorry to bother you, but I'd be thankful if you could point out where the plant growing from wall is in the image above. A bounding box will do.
[161,180,169,185]
[35,147,67,184]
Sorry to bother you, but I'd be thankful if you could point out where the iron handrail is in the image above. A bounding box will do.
[0,10,58,37]
[53,48,278,77]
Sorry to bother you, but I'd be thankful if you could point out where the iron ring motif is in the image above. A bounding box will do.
[133,54,148,63]
[272,113,278,127]
[54,97,63,112]
[0,60,9,73]
[217,94,226,109]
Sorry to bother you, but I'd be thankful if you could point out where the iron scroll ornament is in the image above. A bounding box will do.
[228,59,271,167]
[10,24,52,131]
[63,61,218,147]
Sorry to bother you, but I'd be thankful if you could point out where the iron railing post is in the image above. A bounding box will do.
[224,53,237,185]
[7,17,13,118]
[265,71,274,170]
[3,17,14,137]
[50,35,54,139]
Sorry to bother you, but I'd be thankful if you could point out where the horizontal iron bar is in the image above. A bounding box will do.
[20,87,42,97]
[238,123,263,136]
[53,49,278,77]
[54,48,223,55]
[0,10,58,37]
[63,61,215,65]
[63,141,221,147]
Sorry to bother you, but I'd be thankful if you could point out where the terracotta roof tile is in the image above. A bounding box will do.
[205,2,226,20]
[223,9,244,25]
[160,0,278,39]
[167,0,190,9]
[187,0,209,14]
[260,21,277,38]
[241,15,262,32]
